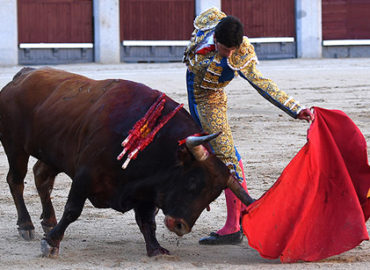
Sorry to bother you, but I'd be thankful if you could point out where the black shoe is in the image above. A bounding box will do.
[199,230,243,245]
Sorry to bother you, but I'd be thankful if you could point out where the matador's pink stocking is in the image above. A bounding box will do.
[217,160,248,236]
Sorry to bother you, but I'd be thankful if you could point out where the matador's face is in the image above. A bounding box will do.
[214,37,237,58]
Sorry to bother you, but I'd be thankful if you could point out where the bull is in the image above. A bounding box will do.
[0,67,254,257]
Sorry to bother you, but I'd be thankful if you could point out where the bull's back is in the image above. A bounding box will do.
[0,67,201,179]
[1,67,105,115]
[0,67,125,169]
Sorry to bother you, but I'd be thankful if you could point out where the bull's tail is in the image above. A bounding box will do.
[0,67,36,140]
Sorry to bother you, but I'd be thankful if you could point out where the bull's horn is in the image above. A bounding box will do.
[227,175,255,206]
[186,132,221,161]
[186,132,221,147]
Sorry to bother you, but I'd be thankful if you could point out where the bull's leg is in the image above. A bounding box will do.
[41,172,88,257]
[134,203,169,256]
[33,161,58,235]
[5,150,34,240]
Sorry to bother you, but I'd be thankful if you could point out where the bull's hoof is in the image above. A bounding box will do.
[147,246,170,257]
[18,228,35,241]
[41,239,59,258]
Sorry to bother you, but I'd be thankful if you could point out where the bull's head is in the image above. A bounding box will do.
[163,133,255,236]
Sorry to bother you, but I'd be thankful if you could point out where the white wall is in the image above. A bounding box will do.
[0,0,18,66]
[93,0,120,63]
[296,0,322,58]
[196,0,221,15]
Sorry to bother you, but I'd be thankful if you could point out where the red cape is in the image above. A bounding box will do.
[242,107,370,263]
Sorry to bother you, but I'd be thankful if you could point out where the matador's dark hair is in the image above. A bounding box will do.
[214,16,244,48]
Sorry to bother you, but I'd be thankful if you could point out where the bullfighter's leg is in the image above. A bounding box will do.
[41,171,88,257]
[134,203,169,256]
[33,160,58,234]
[5,149,34,240]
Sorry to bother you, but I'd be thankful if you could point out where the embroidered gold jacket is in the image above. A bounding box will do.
[183,7,304,118]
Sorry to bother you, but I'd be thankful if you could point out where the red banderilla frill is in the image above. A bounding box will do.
[117,93,183,169]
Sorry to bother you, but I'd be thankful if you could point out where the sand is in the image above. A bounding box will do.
[0,58,369,269]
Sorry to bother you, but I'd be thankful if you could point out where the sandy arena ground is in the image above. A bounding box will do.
[0,58,369,269]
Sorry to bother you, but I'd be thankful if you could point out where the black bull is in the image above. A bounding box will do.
[0,67,254,257]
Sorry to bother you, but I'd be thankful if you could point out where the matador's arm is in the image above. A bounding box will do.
[238,61,304,118]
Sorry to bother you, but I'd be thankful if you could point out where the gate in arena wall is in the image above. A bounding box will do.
[221,0,296,59]
[120,0,195,62]
[322,0,370,58]
[18,0,94,64]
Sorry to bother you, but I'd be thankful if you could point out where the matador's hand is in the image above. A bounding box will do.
[297,108,314,123]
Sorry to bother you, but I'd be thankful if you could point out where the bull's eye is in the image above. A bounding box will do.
[185,168,205,193]
[188,176,200,192]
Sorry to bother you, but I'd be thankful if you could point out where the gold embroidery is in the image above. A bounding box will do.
[184,8,270,182]
[200,80,229,91]
[213,54,222,64]
[200,80,218,90]
[196,101,244,181]
[204,72,219,83]
[240,61,302,114]
[194,7,226,30]
[228,37,258,70]
[207,61,223,75]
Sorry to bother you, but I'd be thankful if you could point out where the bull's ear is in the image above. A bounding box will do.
[177,145,194,167]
